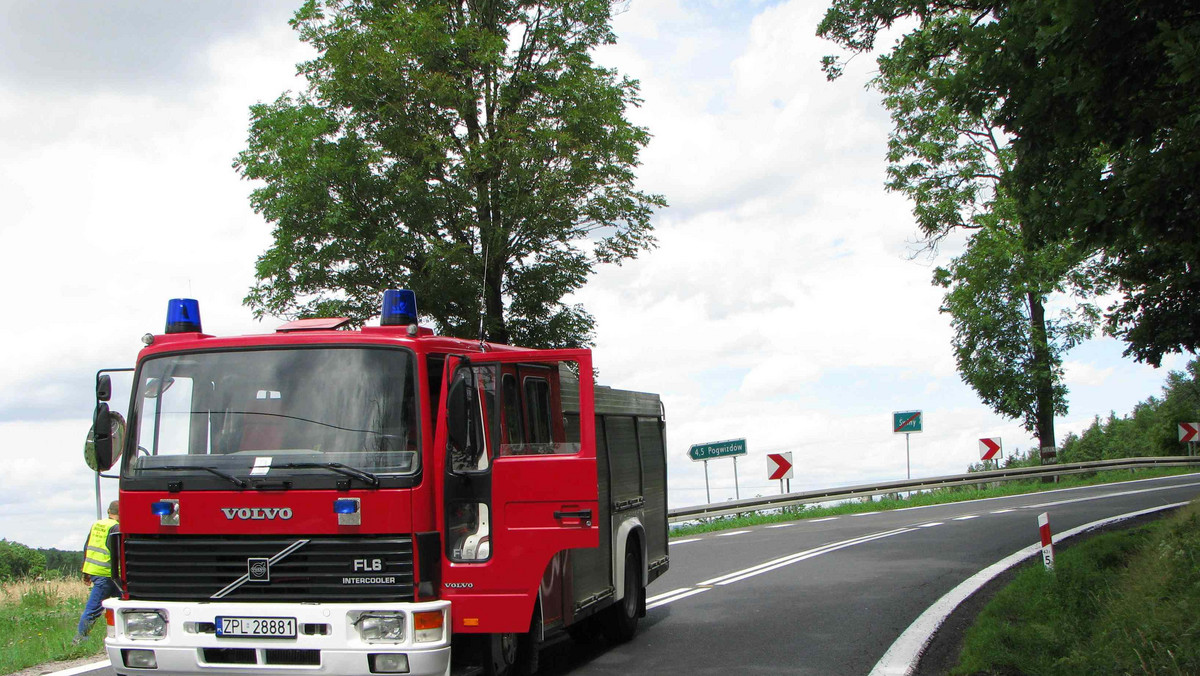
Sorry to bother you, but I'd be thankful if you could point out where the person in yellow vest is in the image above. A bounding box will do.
[74,500,120,644]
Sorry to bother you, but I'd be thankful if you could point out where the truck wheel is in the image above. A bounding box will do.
[483,632,518,676]
[604,549,641,643]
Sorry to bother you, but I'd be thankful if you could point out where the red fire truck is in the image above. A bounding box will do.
[86,290,669,676]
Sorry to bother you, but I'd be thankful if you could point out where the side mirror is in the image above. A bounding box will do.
[85,404,125,472]
[97,374,112,402]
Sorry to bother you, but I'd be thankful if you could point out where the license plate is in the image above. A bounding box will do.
[216,616,296,638]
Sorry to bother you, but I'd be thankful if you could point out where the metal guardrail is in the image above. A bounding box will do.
[666,456,1200,523]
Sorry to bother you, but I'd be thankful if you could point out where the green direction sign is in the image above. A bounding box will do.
[893,410,923,434]
[688,438,747,461]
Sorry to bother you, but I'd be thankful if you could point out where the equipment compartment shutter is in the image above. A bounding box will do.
[607,416,641,504]
[570,414,612,615]
[637,417,668,565]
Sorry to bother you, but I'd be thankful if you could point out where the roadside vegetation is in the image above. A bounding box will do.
[0,577,103,674]
[669,467,1196,538]
[951,500,1200,675]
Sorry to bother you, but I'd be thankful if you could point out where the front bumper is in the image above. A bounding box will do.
[102,599,451,676]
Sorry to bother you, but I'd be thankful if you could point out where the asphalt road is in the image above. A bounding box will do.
[68,472,1200,676]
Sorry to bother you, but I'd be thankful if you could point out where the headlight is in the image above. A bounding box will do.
[356,612,405,643]
[123,610,167,639]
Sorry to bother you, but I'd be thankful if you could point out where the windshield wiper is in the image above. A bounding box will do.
[273,462,380,488]
[137,465,248,489]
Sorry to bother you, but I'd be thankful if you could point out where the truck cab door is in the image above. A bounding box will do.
[434,349,597,635]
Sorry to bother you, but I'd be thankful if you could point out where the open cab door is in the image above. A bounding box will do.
[434,349,597,636]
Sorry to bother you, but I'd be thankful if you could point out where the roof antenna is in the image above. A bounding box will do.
[477,240,489,351]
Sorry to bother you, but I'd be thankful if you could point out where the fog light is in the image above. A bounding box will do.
[123,610,167,639]
[413,611,444,643]
[369,653,410,673]
[122,649,158,669]
[356,612,404,643]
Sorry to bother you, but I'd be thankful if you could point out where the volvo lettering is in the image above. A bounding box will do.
[87,290,669,676]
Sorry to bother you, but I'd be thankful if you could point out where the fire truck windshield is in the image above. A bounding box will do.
[124,347,420,482]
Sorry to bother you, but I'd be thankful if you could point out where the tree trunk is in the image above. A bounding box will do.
[483,256,509,345]
[1028,292,1056,457]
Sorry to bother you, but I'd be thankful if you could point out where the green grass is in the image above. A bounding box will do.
[951,500,1200,675]
[0,578,105,674]
[670,467,1197,538]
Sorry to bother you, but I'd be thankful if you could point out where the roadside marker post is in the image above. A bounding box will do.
[1038,512,1055,571]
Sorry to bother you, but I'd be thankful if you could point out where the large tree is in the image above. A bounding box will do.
[817,0,1200,367]
[820,7,1099,449]
[236,0,665,347]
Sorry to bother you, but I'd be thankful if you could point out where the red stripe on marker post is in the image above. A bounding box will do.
[1038,512,1055,570]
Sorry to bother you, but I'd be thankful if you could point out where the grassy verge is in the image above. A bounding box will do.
[670,467,1197,538]
[951,500,1200,675]
[1,577,105,674]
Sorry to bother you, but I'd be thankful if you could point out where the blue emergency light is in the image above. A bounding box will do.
[334,498,359,514]
[380,289,417,326]
[151,501,174,516]
[165,298,202,334]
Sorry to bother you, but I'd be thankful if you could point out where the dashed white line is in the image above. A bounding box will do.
[715,530,752,537]
[916,522,943,528]
[810,517,840,523]
[671,538,702,545]
[853,511,880,517]
[952,515,979,521]
[991,509,1015,514]
[765,523,796,529]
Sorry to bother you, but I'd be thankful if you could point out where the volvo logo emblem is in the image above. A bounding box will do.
[221,507,293,520]
[247,558,270,582]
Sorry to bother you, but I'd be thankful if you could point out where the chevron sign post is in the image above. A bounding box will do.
[979,438,1002,462]
[1181,423,1200,456]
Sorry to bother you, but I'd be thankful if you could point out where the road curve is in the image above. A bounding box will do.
[56,473,1200,676]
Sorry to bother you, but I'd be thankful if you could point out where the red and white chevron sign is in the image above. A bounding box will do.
[767,452,793,481]
[1180,423,1200,443]
[979,437,1002,461]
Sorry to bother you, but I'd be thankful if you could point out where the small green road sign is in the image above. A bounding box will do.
[688,438,747,461]
[893,410,923,434]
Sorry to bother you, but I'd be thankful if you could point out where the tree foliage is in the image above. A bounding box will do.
[236,0,665,347]
[822,3,1100,448]
[818,0,1200,367]
[0,540,46,581]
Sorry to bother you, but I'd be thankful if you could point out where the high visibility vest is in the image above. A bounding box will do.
[81,518,118,577]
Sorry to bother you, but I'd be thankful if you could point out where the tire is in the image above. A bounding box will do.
[483,632,518,676]
[604,548,641,643]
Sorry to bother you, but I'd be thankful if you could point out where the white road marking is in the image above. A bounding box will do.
[916,522,943,528]
[646,587,709,610]
[647,587,703,604]
[765,523,796,529]
[990,509,1015,514]
[810,517,840,523]
[671,538,702,545]
[41,661,110,676]
[715,530,752,537]
[853,511,880,517]
[699,527,916,587]
[869,501,1191,676]
[952,515,979,521]
[1020,480,1200,510]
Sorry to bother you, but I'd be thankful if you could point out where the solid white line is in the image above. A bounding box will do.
[647,587,701,604]
[1019,480,1200,510]
[715,530,752,537]
[699,528,914,587]
[716,529,918,586]
[868,500,1192,676]
[42,661,110,676]
[953,515,979,521]
[646,587,709,610]
[765,523,796,529]
[671,538,702,545]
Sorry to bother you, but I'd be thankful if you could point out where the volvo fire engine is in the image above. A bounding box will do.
[85,290,669,676]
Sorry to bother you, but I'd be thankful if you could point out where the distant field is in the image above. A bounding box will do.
[669,467,1197,537]
[1,577,105,674]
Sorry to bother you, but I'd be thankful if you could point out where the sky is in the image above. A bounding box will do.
[0,0,1190,550]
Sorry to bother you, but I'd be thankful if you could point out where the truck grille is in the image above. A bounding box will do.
[123,535,414,602]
